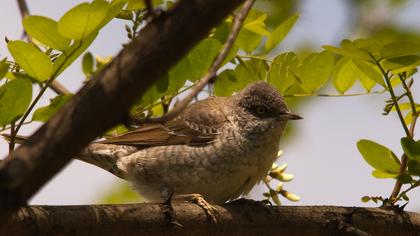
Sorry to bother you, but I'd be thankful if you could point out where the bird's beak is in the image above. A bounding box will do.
[281,111,303,120]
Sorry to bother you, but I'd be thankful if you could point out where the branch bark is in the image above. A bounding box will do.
[2,204,419,236]
[0,0,245,221]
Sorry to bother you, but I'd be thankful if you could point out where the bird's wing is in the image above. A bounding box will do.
[98,97,229,147]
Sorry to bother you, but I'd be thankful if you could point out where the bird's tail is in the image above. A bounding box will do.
[1,134,137,179]
[77,143,138,179]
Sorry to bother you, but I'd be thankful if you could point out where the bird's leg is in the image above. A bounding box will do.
[173,194,219,224]
[161,191,183,227]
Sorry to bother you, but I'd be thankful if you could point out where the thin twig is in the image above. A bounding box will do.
[8,122,15,158]
[137,0,255,124]
[389,75,418,201]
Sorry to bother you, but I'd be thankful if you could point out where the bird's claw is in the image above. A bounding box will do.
[190,194,219,224]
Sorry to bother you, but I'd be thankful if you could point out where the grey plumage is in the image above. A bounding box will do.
[77,81,301,204]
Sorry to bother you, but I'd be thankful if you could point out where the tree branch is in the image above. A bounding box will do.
[2,204,419,236]
[0,0,245,222]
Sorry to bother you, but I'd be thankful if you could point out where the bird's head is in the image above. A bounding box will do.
[234,81,302,138]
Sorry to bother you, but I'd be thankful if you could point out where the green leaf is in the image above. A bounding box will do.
[379,41,420,59]
[236,59,267,82]
[0,79,32,126]
[401,137,420,162]
[82,52,94,76]
[53,32,98,77]
[353,60,385,87]
[265,14,299,52]
[297,51,335,93]
[332,57,358,94]
[358,66,376,92]
[353,38,384,60]
[8,40,53,82]
[0,58,9,79]
[381,55,420,74]
[214,69,238,96]
[357,139,400,174]
[323,40,371,61]
[58,0,110,40]
[23,15,71,51]
[126,0,163,10]
[408,160,420,176]
[236,29,263,53]
[169,38,222,89]
[32,95,72,122]
[267,52,298,94]
[215,59,266,96]
[397,174,413,184]
[372,170,398,178]
[243,12,270,36]
[361,196,371,202]
[139,75,169,106]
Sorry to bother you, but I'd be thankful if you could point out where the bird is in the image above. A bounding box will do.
[3,81,302,222]
[77,81,302,205]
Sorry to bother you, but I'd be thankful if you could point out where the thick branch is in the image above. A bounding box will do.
[0,0,244,221]
[2,204,419,236]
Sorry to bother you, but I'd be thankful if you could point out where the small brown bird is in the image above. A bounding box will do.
[77,81,302,208]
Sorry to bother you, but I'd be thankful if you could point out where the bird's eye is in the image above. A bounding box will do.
[256,106,267,114]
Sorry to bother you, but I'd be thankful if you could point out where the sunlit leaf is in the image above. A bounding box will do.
[381,55,420,74]
[8,40,53,81]
[371,170,398,178]
[357,139,400,174]
[265,14,299,52]
[82,52,94,76]
[32,95,73,122]
[0,79,32,126]
[23,15,71,51]
[358,67,376,92]
[380,41,420,59]
[214,69,237,96]
[169,38,222,91]
[53,32,98,77]
[126,0,163,10]
[323,39,371,61]
[267,52,298,93]
[332,57,358,94]
[243,11,270,36]
[0,58,8,79]
[236,29,263,53]
[58,0,110,40]
[297,51,335,93]
[353,60,385,87]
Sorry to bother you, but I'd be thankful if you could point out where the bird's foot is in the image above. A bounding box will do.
[175,194,219,224]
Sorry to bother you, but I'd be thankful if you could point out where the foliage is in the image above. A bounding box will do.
[0,0,419,206]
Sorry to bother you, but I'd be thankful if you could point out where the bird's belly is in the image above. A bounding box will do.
[127,140,278,204]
